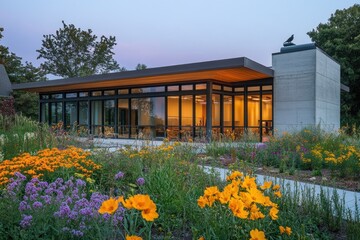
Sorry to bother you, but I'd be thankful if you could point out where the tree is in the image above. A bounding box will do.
[37,21,121,78]
[136,63,147,70]
[0,27,47,119]
[307,4,360,127]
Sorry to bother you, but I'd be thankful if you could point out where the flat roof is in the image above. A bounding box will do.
[12,57,273,93]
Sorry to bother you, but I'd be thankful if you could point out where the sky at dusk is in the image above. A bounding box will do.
[1,1,359,72]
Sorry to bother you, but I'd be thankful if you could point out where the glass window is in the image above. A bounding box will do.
[181,85,193,91]
[91,101,102,135]
[104,90,115,96]
[248,86,260,91]
[41,95,49,99]
[224,86,232,92]
[50,102,63,124]
[167,85,179,91]
[79,92,89,97]
[92,91,102,96]
[132,87,165,93]
[234,96,244,126]
[213,85,221,91]
[212,94,220,126]
[167,96,179,126]
[262,94,273,136]
[41,103,49,123]
[79,101,88,125]
[65,93,77,98]
[118,89,129,94]
[223,95,232,127]
[262,85,273,91]
[196,84,206,90]
[235,87,244,92]
[51,94,63,99]
[104,100,115,125]
[181,95,193,126]
[65,102,77,128]
[118,99,129,138]
[131,98,165,138]
[195,95,206,126]
[195,95,206,139]
[248,95,260,126]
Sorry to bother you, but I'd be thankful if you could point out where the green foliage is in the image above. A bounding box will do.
[37,21,121,78]
[308,4,360,127]
[0,114,57,160]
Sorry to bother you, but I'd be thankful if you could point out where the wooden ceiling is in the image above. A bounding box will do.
[18,67,271,93]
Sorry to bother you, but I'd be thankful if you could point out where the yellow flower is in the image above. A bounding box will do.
[249,229,266,240]
[272,184,280,191]
[98,197,120,215]
[279,226,292,236]
[260,181,272,190]
[86,178,95,184]
[197,195,208,208]
[274,191,282,198]
[126,235,143,240]
[226,171,243,181]
[269,207,279,220]
[141,205,159,221]
[198,237,205,240]
[204,186,220,197]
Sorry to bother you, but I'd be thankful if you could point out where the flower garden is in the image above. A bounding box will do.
[0,114,360,239]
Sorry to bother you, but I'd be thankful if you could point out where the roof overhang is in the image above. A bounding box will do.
[12,57,273,93]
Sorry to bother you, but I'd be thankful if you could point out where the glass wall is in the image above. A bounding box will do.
[167,96,179,139]
[40,103,49,123]
[104,100,115,137]
[39,81,273,141]
[65,101,77,130]
[131,97,165,139]
[181,95,193,140]
[91,101,102,136]
[195,95,206,139]
[118,99,129,138]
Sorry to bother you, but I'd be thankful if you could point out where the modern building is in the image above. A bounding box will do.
[6,43,345,141]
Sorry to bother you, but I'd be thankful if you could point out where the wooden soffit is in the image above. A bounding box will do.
[12,57,273,93]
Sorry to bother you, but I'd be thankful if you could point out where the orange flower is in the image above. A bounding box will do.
[269,207,279,220]
[279,226,292,236]
[260,181,272,190]
[126,235,143,240]
[274,191,282,198]
[249,229,266,240]
[98,197,120,215]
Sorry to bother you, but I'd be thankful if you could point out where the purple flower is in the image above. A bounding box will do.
[79,207,93,216]
[68,211,78,220]
[38,181,49,189]
[114,171,124,180]
[33,201,43,209]
[136,177,145,186]
[54,203,71,218]
[76,179,86,188]
[71,229,84,237]
[19,201,30,211]
[20,215,32,228]
[256,143,267,150]
[30,193,39,201]
[41,195,52,204]
[14,172,26,181]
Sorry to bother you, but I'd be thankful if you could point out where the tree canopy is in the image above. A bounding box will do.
[37,21,121,78]
[307,4,360,127]
[0,28,46,119]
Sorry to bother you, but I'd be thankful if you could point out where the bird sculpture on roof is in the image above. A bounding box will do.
[283,34,295,47]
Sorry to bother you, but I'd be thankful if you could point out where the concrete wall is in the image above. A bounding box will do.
[0,64,12,97]
[272,44,340,134]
